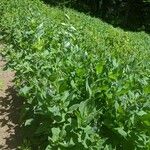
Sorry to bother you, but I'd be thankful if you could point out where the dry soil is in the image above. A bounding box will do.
[0,44,22,150]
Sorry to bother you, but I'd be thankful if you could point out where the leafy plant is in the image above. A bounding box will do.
[0,0,150,149]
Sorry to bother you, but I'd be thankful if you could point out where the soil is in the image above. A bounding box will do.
[0,45,22,150]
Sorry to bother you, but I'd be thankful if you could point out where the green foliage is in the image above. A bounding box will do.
[0,0,150,149]
[44,0,150,32]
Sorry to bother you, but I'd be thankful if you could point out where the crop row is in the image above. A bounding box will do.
[0,0,150,149]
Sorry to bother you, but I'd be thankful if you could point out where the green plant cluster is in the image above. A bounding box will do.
[44,0,150,32]
[0,0,150,149]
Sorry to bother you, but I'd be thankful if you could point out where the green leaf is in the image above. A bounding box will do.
[108,72,118,80]
[114,101,119,111]
[143,85,150,94]
[96,63,104,74]
[86,78,92,98]
[20,86,30,96]
[69,104,79,112]
[24,118,34,126]
[137,110,147,116]
[65,14,70,20]
[51,127,61,142]
[115,127,127,138]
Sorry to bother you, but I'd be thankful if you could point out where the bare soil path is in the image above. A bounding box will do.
[0,44,22,150]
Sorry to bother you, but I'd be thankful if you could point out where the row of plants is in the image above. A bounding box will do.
[43,0,150,32]
[0,0,150,149]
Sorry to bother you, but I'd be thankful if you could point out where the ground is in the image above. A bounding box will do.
[0,44,22,150]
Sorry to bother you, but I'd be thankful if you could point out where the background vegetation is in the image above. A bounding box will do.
[44,0,150,33]
[0,0,150,149]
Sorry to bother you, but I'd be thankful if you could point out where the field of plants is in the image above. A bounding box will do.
[0,0,150,149]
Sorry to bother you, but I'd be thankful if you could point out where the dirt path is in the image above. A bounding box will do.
[0,45,22,150]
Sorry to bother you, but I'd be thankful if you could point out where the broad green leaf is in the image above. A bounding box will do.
[51,127,61,142]
[96,63,104,74]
